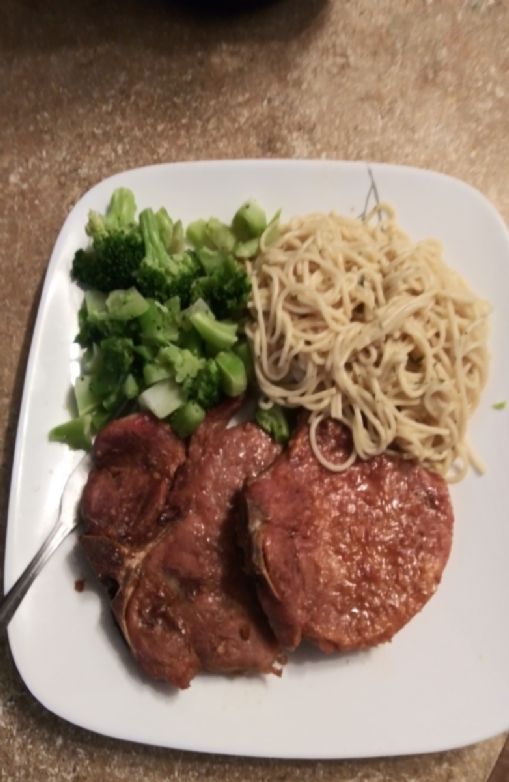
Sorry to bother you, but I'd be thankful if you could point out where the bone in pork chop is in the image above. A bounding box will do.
[245,418,454,653]
[80,403,283,689]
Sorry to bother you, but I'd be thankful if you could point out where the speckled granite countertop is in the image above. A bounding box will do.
[1,0,508,780]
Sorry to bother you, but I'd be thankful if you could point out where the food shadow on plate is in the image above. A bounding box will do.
[65,541,180,698]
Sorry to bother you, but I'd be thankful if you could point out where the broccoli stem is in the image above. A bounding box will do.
[216,351,247,397]
[49,416,93,450]
[170,401,205,438]
[189,310,237,352]
[232,200,267,240]
[255,404,290,444]
[106,288,148,320]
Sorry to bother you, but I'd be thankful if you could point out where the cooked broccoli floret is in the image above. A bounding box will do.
[188,309,238,353]
[183,358,222,409]
[89,337,135,399]
[215,350,247,397]
[86,188,138,239]
[170,401,205,439]
[72,188,144,292]
[255,404,290,444]
[75,295,140,348]
[71,232,145,292]
[191,254,251,319]
[135,208,201,305]
[158,344,204,384]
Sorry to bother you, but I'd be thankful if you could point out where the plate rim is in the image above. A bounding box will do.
[5,158,509,758]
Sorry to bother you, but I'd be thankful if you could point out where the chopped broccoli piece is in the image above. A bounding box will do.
[171,220,185,253]
[49,415,93,450]
[178,327,204,356]
[186,219,208,248]
[158,344,205,384]
[183,358,222,409]
[233,340,255,384]
[106,288,149,320]
[170,401,205,438]
[235,237,259,259]
[136,208,201,305]
[205,218,236,254]
[191,254,251,319]
[216,351,247,397]
[143,362,172,386]
[123,373,139,399]
[86,188,138,239]
[154,207,174,249]
[138,378,186,419]
[188,309,238,353]
[232,200,267,240]
[74,375,99,416]
[260,209,282,248]
[75,295,140,348]
[137,299,180,346]
[71,231,145,292]
[89,337,134,398]
[72,189,144,292]
[255,404,289,444]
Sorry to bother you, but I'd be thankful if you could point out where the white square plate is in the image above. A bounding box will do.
[5,160,509,758]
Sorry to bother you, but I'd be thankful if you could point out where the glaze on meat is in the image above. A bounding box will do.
[245,419,454,652]
[122,401,283,688]
[80,404,283,689]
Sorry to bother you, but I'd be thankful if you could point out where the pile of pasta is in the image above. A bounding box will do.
[246,205,490,481]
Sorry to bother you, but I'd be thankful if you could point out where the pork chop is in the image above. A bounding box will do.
[80,403,284,689]
[121,401,284,688]
[245,418,454,652]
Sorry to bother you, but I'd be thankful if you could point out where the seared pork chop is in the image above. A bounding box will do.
[246,418,454,652]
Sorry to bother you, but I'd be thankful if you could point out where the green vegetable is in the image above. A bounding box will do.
[136,209,201,305]
[188,310,238,352]
[138,378,186,418]
[72,189,144,292]
[191,254,251,320]
[235,237,259,259]
[170,401,205,438]
[260,209,282,247]
[158,344,204,384]
[255,404,289,444]
[232,200,267,240]
[106,288,149,320]
[54,192,283,451]
[74,375,98,416]
[178,327,203,356]
[216,351,247,397]
[72,233,144,293]
[137,299,180,346]
[123,373,140,399]
[86,188,138,238]
[186,219,208,248]
[205,218,236,254]
[143,362,172,385]
[492,401,506,410]
[89,337,134,398]
[49,415,93,450]
[183,358,222,409]
[233,340,255,384]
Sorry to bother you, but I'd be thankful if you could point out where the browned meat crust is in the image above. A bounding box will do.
[80,403,284,689]
[246,419,454,653]
[122,402,284,688]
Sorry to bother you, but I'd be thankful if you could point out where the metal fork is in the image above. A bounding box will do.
[0,454,91,631]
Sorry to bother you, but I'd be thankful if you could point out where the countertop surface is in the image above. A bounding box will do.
[1,0,508,780]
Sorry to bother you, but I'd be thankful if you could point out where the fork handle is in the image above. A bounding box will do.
[0,521,71,632]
